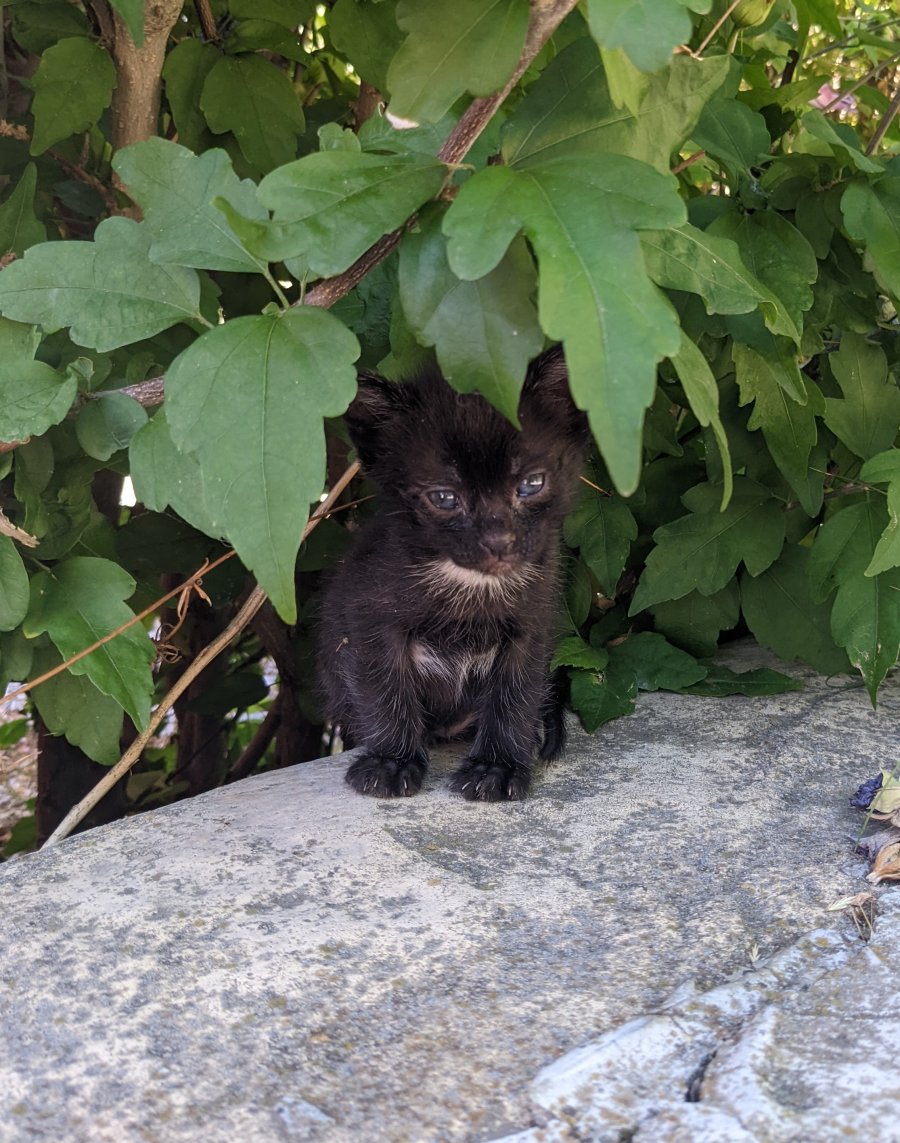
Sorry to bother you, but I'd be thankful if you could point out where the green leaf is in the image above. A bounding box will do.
[128,409,223,540]
[610,631,707,691]
[0,629,33,689]
[162,39,220,152]
[201,55,305,173]
[0,217,202,352]
[641,223,772,317]
[550,635,608,671]
[599,47,649,118]
[649,583,740,658]
[669,333,733,509]
[501,39,729,173]
[30,645,124,765]
[108,0,144,46]
[585,0,692,74]
[823,332,900,461]
[831,565,900,704]
[165,309,359,622]
[630,477,785,612]
[677,664,803,696]
[11,3,90,55]
[740,545,850,675]
[807,498,900,701]
[569,659,637,732]
[25,557,154,728]
[330,0,404,91]
[0,535,29,632]
[0,318,76,440]
[240,151,447,274]
[860,451,900,577]
[398,207,542,424]
[735,352,825,516]
[801,111,882,175]
[0,718,28,748]
[732,338,805,404]
[692,96,770,177]
[113,139,269,275]
[563,483,637,596]
[708,210,817,342]
[75,394,148,462]
[808,500,879,601]
[30,37,116,154]
[841,178,900,303]
[444,155,684,493]
[0,163,46,257]
[386,0,528,125]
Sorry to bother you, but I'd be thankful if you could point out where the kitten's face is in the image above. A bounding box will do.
[345,355,589,578]
[399,426,562,578]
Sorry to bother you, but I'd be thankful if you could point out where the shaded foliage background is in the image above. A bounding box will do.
[0,0,898,850]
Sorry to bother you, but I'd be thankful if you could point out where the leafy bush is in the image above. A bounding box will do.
[0,0,897,836]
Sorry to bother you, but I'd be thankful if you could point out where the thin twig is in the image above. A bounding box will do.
[822,50,900,114]
[0,551,236,711]
[671,150,706,175]
[866,82,900,155]
[693,0,743,58]
[42,461,360,846]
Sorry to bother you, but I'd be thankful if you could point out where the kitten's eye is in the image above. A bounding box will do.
[516,472,546,497]
[426,489,459,511]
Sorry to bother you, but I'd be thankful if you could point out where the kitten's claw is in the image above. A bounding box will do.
[345,750,427,798]
[449,756,531,802]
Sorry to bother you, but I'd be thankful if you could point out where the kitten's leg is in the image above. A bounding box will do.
[539,669,568,761]
[449,641,546,802]
[341,645,429,798]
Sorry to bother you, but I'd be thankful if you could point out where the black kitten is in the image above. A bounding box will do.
[317,347,590,802]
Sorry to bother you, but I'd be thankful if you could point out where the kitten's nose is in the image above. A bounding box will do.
[480,531,516,558]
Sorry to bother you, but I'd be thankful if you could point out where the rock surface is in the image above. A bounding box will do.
[0,645,897,1142]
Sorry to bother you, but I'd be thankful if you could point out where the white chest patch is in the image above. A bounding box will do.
[409,640,498,694]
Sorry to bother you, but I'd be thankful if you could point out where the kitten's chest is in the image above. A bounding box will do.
[408,636,499,718]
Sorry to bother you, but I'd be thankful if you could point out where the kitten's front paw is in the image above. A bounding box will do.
[345,751,427,798]
[448,756,531,802]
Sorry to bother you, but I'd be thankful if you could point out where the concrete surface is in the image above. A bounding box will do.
[0,644,898,1142]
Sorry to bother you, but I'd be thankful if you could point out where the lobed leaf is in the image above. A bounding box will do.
[165,309,359,622]
[444,155,685,493]
[0,164,46,257]
[0,536,30,632]
[0,217,203,352]
[569,659,638,732]
[30,645,124,765]
[630,478,785,612]
[0,318,76,441]
[387,0,528,126]
[237,151,447,274]
[114,139,269,275]
[563,483,637,597]
[25,557,155,728]
[584,0,692,74]
[610,631,707,691]
[399,207,542,424]
[201,55,305,174]
[501,39,729,173]
[740,545,849,675]
[823,332,900,461]
[30,37,116,155]
[669,333,733,508]
[841,178,900,304]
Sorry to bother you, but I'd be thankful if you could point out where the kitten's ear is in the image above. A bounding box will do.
[344,372,410,468]
[521,346,590,442]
